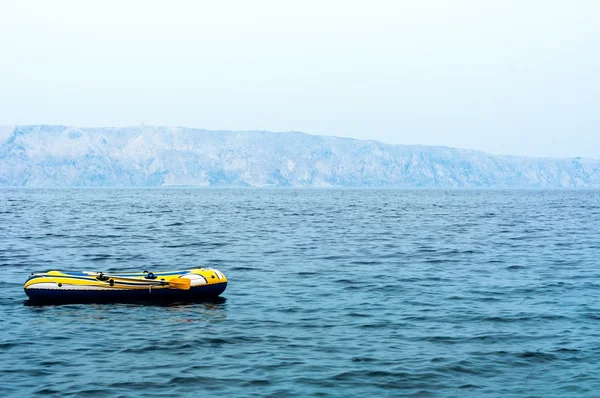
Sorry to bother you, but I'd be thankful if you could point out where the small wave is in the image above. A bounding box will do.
[419,336,459,344]
[230,266,256,271]
[334,278,360,285]
[163,242,227,248]
[458,384,483,389]
[119,343,194,353]
[516,351,557,362]
[423,258,445,264]
[441,365,483,375]
[351,356,378,363]
[347,312,371,318]
[242,379,271,387]
[553,348,580,353]
[331,370,411,381]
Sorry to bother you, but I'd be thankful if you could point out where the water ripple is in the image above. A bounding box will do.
[1,188,600,397]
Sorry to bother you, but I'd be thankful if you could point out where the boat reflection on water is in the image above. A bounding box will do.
[23,296,229,324]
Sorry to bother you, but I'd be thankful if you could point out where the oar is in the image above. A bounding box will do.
[96,274,191,290]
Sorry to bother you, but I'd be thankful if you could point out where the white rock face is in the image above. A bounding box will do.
[1,125,599,187]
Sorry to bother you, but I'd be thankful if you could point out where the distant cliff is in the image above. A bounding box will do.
[1,125,599,187]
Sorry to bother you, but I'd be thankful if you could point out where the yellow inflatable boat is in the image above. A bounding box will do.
[24,268,227,303]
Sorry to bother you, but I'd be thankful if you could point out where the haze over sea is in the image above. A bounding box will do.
[1,188,600,397]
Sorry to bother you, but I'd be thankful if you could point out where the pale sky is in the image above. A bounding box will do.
[1,0,599,158]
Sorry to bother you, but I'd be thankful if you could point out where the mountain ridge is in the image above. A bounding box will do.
[1,125,599,188]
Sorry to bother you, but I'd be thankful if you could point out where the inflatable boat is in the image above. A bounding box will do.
[24,268,227,303]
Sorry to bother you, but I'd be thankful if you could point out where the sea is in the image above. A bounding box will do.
[1,188,600,397]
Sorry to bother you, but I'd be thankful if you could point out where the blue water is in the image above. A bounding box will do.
[1,189,600,397]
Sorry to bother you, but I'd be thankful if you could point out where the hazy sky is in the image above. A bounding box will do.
[1,0,599,158]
